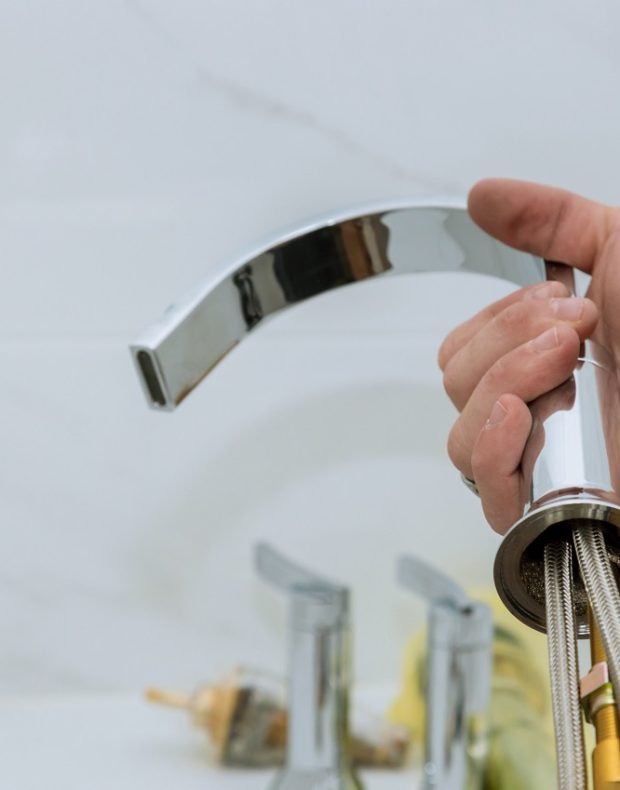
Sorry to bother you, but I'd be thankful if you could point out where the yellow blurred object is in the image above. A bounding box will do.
[584,614,620,790]
[388,589,557,788]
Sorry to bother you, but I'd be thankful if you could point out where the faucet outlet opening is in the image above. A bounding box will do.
[136,350,167,408]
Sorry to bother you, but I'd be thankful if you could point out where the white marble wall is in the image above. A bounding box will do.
[2,0,620,695]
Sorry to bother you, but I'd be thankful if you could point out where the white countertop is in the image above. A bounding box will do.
[0,695,419,790]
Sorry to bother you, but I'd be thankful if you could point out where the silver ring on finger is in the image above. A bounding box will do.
[460,472,481,497]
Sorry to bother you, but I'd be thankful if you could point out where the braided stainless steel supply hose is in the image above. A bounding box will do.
[544,540,587,790]
[574,525,620,720]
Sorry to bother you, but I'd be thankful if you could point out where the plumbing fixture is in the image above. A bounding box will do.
[491,263,620,790]
[130,203,542,411]
[131,203,620,787]
[255,543,362,790]
[397,554,492,789]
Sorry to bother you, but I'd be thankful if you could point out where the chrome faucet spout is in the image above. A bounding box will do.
[130,202,543,410]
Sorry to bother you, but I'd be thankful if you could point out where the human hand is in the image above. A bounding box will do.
[439,179,620,533]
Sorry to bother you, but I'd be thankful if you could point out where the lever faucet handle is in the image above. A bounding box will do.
[398,554,493,790]
[255,544,359,788]
[255,542,342,593]
[397,554,471,610]
[255,542,348,630]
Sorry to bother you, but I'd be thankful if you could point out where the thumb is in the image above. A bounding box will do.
[468,179,615,274]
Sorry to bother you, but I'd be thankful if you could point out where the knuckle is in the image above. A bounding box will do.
[555,322,581,349]
[495,300,540,336]
[495,302,526,334]
[471,424,501,479]
[470,442,490,477]
[447,423,469,471]
[437,336,454,371]
[483,353,509,392]
[471,442,501,486]
[442,358,463,403]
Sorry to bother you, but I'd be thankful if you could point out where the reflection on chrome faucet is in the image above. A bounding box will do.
[130,203,543,411]
[233,265,263,329]
[255,543,363,790]
[397,555,493,790]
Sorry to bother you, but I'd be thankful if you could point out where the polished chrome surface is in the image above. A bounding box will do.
[255,544,362,790]
[131,202,543,410]
[397,553,471,611]
[494,264,620,634]
[494,500,620,635]
[398,556,492,790]
[132,200,620,639]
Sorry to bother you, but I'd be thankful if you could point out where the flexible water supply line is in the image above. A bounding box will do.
[544,540,587,790]
[574,526,620,720]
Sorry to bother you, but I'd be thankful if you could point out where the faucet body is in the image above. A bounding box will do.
[256,545,362,790]
[398,556,493,790]
[425,601,492,790]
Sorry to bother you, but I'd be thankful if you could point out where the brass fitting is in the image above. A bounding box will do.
[581,616,620,789]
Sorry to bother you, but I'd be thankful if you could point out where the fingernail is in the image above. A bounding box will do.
[525,283,555,300]
[531,326,560,351]
[552,297,585,321]
[485,399,508,428]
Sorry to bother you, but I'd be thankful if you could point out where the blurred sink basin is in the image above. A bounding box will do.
[0,695,420,789]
